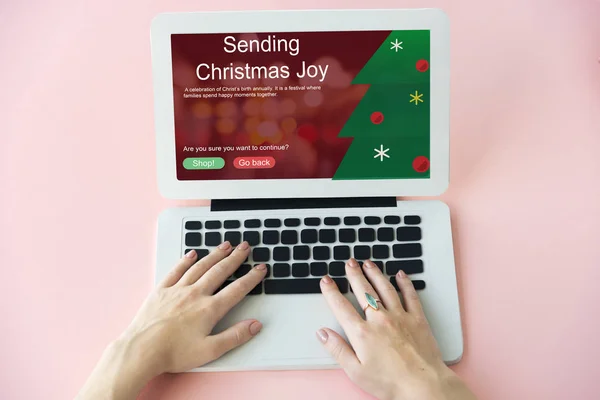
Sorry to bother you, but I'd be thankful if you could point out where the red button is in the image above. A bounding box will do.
[233,156,276,169]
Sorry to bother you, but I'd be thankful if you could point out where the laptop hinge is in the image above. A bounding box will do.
[210,197,397,212]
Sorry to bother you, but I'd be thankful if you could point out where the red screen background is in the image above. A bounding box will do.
[171,31,391,180]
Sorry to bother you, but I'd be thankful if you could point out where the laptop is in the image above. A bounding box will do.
[150,8,462,371]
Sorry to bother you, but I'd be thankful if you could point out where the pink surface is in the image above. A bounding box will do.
[1,1,599,399]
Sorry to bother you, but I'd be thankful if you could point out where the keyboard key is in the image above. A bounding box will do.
[319,229,336,243]
[185,232,202,247]
[313,246,330,260]
[377,227,395,242]
[284,218,301,227]
[390,277,426,291]
[265,278,348,294]
[392,243,422,258]
[264,219,281,228]
[324,217,341,226]
[263,230,280,244]
[249,283,263,295]
[310,262,328,276]
[384,215,401,224]
[255,263,270,277]
[243,231,260,246]
[358,228,376,242]
[253,247,270,262]
[339,228,356,243]
[281,230,298,245]
[234,264,252,278]
[224,220,240,229]
[273,247,290,261]
[293,245,310,260]
[344,216,361,225]
[386,260,424,275]
[292,263,310,277]
[185,221,202,230]
[205,220,221,229]
[333,246,351,260]
[373,260,384,271]
[185,248,209,259]
[301,229,318,244]
[364,216,381,225]
[244,219,261,228]
[396,227,422,241]
[273,263,291,277]
[354,245,371,260]
[304,217,321,226]
[372,245,389,259]
[329,261,346,276]
[224,231,241,246]
[205,232,221,246]
[404,215,421,225]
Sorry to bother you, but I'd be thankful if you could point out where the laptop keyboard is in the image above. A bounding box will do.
[183,214,426,295]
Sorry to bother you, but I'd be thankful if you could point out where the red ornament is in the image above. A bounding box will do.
[416,59,429,72]
[412,156,430,173]
[370,111,384,124]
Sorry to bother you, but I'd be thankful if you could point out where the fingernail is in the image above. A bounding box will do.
[364,260,375,269]
[347,258,359,268]
[185,249,196,258]
[249,321,262,335]
[398,270,406,278]
[237,241,249,250]
[316,329,328,343]
[218,241,231,250]
[255,263,267,271]
[322,275,332,284]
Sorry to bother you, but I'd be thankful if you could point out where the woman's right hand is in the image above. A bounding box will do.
[317,258,477,400]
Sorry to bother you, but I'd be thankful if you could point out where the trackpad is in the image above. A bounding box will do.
[209,294,360,368]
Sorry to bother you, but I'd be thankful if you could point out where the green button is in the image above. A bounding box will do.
[183,157,225,170]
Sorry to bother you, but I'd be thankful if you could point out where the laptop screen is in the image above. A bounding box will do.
[171,30,431,182]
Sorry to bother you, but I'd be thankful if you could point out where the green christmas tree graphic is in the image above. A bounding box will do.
[332,30,431,180]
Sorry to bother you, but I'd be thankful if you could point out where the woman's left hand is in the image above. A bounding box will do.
[76,241,266,400]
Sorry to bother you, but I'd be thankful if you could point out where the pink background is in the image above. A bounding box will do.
[1,1,599,399]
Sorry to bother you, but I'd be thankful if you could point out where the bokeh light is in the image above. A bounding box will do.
[261,98,280,119]
[266,130,283,144]
[191,102,212,118]
[280,98,296,115]
[250,131,265,145]
[244,117,261,134]
[257,120,279,138]
[297,124,318,143]
[216,101,237,117]
[243,99,261,116]
[216,118,236,135]
[304,91,324,107]
[281,117,297,134]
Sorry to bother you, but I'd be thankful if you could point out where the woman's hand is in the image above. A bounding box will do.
[317,259,476,400]
[77,241,266,400]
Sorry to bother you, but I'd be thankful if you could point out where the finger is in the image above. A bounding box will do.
[316,328,360,369]
[196,241,251,294]
[205,319,263,361]
[178,241,233,286]
[320,275,364,335]
[345,258,383,312]
[362,260,403,311]
[395,270,425,315]
[158,250,198,288]
[213,264,268,318]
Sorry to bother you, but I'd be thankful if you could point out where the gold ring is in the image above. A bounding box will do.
[362,292,382,312]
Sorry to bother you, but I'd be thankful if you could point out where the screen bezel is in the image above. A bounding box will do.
[151,9,450,200]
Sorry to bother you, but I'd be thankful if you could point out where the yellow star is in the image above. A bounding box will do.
[409,91,424,105]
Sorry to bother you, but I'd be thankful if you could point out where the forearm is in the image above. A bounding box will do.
[76,337,158,400]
